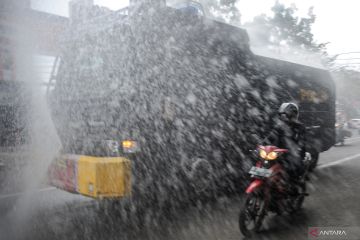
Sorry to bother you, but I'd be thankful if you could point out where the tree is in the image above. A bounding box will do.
[201,0,241,25]
[244,1,326,53]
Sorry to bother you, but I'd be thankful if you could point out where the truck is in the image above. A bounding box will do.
[48,5,335,208]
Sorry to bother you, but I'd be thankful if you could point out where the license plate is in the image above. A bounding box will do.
[249,166,272,177]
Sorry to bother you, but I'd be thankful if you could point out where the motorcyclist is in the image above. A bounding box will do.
[264,103,309,181]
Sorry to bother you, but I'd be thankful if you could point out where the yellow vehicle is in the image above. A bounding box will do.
[48,154,131,199]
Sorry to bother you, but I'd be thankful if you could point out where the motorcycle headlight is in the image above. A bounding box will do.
[267,151,278,160]
[259,149,267,159]
[122,140,140,153]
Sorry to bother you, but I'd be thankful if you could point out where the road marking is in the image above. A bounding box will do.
[0,187,56,200]
[319,153,360,169]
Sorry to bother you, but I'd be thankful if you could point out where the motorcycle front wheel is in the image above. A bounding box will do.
[238,193,266,237]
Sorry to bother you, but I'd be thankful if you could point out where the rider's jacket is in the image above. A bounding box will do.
[264,119,307,160]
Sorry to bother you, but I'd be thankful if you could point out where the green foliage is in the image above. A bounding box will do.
[204,0,241,25]
[245,1,326,53]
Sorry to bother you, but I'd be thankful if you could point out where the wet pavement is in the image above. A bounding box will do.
[1,134,360,240]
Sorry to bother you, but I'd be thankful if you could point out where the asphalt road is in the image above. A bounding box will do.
[1,135,360,240]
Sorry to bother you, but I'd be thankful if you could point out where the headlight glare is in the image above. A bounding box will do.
[267,151,278,160]
[259,149,267,159]
[122,140,139,153]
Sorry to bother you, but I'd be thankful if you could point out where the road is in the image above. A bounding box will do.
[1,135,360,240]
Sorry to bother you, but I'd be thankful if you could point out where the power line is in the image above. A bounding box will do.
[335,62,360,65]
[335,58,360,61]
[333,52,360,57]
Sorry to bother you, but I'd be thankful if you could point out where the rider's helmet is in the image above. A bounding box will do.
[278,102,299,122]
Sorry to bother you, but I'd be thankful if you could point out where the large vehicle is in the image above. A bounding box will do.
[49,5,335,206]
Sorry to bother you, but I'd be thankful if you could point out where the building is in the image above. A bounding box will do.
[0,0,68,82]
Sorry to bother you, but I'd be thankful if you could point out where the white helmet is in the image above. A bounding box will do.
[278,102,299,122]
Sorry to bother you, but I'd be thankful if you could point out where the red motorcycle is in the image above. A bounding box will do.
[238,145,308,237]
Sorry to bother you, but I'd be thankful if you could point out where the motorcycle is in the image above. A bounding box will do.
[238,145,310,237]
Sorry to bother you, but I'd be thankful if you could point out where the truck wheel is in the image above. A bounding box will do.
[187,157,214,195]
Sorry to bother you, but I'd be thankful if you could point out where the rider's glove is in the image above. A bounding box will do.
[304,152,312,162]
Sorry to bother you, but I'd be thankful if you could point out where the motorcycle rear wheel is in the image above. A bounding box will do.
[239,193,266,237]
[308,152,319,172]
[290,181,307,213]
